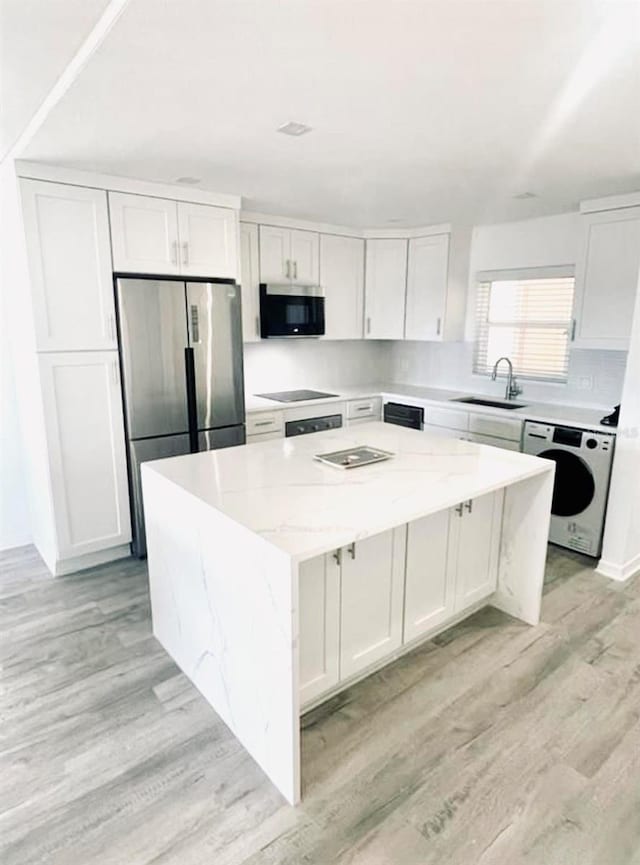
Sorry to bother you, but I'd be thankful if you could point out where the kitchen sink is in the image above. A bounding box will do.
[452,396,527,410]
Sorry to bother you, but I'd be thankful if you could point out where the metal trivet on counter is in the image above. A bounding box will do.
[314,446,394,469]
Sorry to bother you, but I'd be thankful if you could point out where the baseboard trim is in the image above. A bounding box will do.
[596,553,640,583]
[53,544,132,576]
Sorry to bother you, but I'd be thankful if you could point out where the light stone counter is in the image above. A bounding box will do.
[142,422,555,804]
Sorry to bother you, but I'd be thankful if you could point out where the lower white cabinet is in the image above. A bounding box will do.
[340,527,407,679]
[404,509,454,641]
[39,352,132,560]
[467,432,520,451]
[449,490,503,610]
[299,554,341,704]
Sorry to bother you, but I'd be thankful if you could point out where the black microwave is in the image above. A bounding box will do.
[259,284,325,338]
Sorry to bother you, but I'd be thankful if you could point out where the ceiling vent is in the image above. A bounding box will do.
[277,121,312,137]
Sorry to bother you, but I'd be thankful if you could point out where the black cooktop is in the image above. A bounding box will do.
[256,389,339,403]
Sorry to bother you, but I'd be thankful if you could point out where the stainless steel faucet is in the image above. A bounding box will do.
[491,356,523,401]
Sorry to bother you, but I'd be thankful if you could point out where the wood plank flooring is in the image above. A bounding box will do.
[1,544,639,864]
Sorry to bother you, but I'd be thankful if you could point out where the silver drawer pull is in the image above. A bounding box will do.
[455,503,464,517]
[254,420,275,428]
[465,499,473,513]
[356,406,371,412]
[348,542,356,559]
[333,548,341,566]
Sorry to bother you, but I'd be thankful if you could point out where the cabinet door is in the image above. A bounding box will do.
[177,202,238,279]
[450,490,503,612]
[109,192,179,275]
[21,180,116,351]
[405,234,449,341]
[404,509,453,642]
[290,229,319,285]
[340,527,406,679]
[364,239,408,339]
[573,207,640,349]
[39,352,131,560]
[466,432,521,451]
[259,225,290,282]
[299,554,340,706]
[240,223,261,342]
[321,234,364,339]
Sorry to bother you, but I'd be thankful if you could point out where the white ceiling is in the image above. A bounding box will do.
[0,0,112,158]
[13,0,640,228]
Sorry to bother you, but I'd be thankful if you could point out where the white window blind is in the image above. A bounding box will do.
[473,273,575,383]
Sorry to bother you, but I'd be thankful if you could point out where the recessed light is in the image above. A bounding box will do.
[513,191,537,199]
[277,121,312,137]
[175,176,201,185]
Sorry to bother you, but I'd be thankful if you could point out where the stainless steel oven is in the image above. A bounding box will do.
[259,283,325,338]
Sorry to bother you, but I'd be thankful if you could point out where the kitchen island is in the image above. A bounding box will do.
[141,422,554,804]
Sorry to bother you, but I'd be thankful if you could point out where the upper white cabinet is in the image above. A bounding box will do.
[21,180,117,352]
[320,234,365,339]
[573,206,640,350]
[364,238,408,339]
[339,527,406,679]
[177,202,238,278]
[240,222,261,342]
[259,225,319,285]
[404,234,450,341]
[38,351,131,560]
[109,192,238,279]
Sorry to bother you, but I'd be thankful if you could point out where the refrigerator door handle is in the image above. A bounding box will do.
[184,347,199,452]
[189,304,201,344]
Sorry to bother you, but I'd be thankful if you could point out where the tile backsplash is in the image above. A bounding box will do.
[389,341,627,408]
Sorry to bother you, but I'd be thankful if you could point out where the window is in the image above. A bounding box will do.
[473,269,575,383]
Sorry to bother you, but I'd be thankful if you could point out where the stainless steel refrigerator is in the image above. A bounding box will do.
[115,276,245,556]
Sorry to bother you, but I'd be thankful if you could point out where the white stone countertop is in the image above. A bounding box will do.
[245,382,616,433]
[143,421,553,562]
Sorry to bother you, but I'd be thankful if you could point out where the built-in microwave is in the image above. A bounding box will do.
[259,284,325,338]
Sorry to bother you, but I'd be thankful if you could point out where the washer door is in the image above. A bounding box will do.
[539,448,596,516]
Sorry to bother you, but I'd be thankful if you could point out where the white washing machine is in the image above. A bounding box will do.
[523,421,616,557]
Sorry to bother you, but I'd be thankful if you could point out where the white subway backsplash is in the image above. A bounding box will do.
[243,340,392,394]
[389,341,627,409]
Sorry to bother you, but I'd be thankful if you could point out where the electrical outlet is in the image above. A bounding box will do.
[577,375,593,391]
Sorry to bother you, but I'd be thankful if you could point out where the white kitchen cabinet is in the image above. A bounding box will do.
[340,527,406,679]
[299,553,341,706]
[320,234,365,339]
[177,202,238,279]
[259,225,319,285]
[20,180,117,352]
[404,509,453,641]
[364,238,408,339]
[240,222,261,342]
[404,234,450,341]
[109,192,180,275]
[466,432,521,451]
[573,206,640,350]
[449,490,503,611]
[345,396,382,425]
[109,192,238,279]
[423,424,468,440]
[38,351,132,560]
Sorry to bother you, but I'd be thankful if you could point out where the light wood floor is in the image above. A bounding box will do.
[1,544,639,865]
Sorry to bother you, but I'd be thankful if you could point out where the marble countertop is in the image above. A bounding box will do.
[143,421,553,562]
[245,382,616,433]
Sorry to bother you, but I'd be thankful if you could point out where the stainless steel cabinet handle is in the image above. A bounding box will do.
[171,240,178,265]
[570,319,577,341]
[293,260,298,280]
[348,542,356,559]
[255,315,260,337]
[285,259,291,279]
[366,317,371,335]
[333,548,341,566]
[465,499,473,513]
[436,317,442,336]
[356,406,371,412]
[455,503,464,517]
[190,305,200,343]
[254,420,274,428]
[182,242,189,266]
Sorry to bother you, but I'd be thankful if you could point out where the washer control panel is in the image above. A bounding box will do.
[524,422,614,452]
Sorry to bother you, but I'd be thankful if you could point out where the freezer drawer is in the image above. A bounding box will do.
[129,434,191,557]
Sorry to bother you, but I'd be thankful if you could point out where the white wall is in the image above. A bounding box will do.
[390,212,628,408]
[243,339,391,394]
[598,271,640,581]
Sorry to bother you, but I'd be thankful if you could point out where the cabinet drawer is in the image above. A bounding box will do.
[246,430,283,444]
[346,397,382,419]
[467,432,521,451]
[423,424,467,440]
[425,406,469,431]
[246,412,284,436]
[468,413,522,442]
